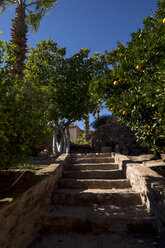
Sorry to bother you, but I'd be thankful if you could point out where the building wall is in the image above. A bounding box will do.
[69,125,83,141]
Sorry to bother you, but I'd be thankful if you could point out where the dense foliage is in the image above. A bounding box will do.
[26,40,106,128]
[72,132,92,145]
[25,40,107,154]
[92,0,165,153]
[0,40,48,168]
[0,38,107,166]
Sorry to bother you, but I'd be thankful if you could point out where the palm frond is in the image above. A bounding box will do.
[0,0,17,14]
[25,11,42,32]
[26,0,58,32]
[0,0,7,14]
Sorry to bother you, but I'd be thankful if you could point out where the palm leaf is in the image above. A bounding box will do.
[26,0,58,32]
[0,0,17,14]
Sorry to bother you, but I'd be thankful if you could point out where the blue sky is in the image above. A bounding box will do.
[0,0,158,130]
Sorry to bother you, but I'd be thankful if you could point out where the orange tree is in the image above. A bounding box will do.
[25,40,106,155]
[92,0,165,153]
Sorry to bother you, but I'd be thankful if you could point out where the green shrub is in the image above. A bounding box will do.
[73,131,93,145]
[0,40,48,168]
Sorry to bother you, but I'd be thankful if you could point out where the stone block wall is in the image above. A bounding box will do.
[0,154,69,248]
[69,124,83,141]
[113,153,165,235]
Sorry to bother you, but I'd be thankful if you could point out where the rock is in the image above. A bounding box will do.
[38,150,48,157]
[160,153,165,161]
[129,154,155,162]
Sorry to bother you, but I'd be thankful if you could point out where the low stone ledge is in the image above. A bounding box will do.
[112,153,132,173]
[129,154,155,162]
[0,153,69,248]
[113,152,165,234]
[142,160,165,178]
[143,159,165,167]
[35,154,68,176]
[126,163,165,234]
[126,163,162,208]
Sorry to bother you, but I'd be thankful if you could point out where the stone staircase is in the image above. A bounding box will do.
[28,153,160,248]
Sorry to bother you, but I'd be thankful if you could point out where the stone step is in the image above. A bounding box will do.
[73,157,114,164]
[41,205,157,235]
[59,179,131,189]
[65,163,118,171]
[63,169,124,179]
[52,188,142,206]
[28,232,162,248]
[69,153,112,159]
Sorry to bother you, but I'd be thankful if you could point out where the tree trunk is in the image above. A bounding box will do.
[66,126,70,154]
[96,110,100,119]
[11,4,27,78]
[84,114,90,142]
[57,141,60,153]
[52,129,58,156]
[63,131,67,153]
[57,138,63,154]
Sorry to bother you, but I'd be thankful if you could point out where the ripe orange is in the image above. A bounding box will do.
[147,131,150,135]
[122,111,127,116]
[111,107,115,111]
[136,64,142,70]
[163,18,165,24]
[147,125,151,129]
[152,104,156,108]
[113,81,119,86]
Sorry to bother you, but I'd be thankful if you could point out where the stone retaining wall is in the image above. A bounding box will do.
[0,152,165,247]
[113,153,165,234]
[0,154,69,248]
